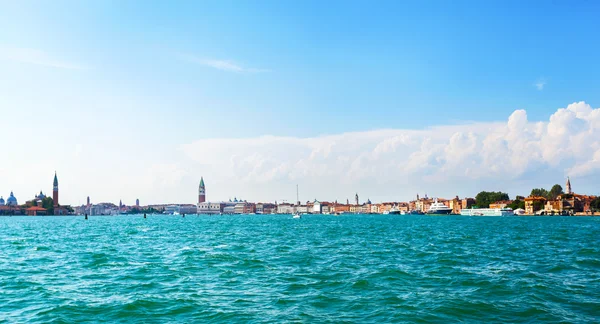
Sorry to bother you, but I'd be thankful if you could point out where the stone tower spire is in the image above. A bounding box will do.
[355,193,359,205]
[53,171,59,207]
[198,177,206,204]
[566,177,572,194]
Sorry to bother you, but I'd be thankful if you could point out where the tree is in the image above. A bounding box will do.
[591,197,600,212]
[41,197,54,215]
[549,184,564,199]
[508,199,525,210]
[530,188,549,198]
[475,191,510,208]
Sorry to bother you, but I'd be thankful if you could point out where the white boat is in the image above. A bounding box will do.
[388,206,401,215]
[513,208,526,215]
[460,208,514,216]
[292,184,301,219]
[426,199,453,215]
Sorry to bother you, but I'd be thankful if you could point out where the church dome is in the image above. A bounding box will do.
[0,196,4,205]
[7,192,18,206]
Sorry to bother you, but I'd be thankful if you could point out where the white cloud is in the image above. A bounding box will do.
[535,78,546,90]
[178,53,269,73]
[0,46,87,70]
[180,101,600,202]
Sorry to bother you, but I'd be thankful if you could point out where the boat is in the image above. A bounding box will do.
[292,184,301,219]
[388,206,401,215]
[513,208,526,215]
[426,199,453,215]
[460,208,514,216]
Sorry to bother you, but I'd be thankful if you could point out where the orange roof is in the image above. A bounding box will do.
[26,206,47,211]
[524,196,546,201]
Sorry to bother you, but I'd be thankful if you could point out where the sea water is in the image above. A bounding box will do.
[1,215,599,323]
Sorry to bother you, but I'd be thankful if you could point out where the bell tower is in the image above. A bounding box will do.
[198,177,206,203]
[566,177,572,194]
[53,171,59,207]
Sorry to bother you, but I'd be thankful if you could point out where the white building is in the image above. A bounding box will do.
[313,200,322,214]
[197,202,225,214]
[297,205,309,213]
[277,203,294,214]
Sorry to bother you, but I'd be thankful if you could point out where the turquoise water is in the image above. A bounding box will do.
[1,215,599,323]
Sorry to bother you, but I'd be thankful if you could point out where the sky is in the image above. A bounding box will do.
[1,0,599,206]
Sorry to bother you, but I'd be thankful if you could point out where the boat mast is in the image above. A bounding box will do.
[296,184,299,206]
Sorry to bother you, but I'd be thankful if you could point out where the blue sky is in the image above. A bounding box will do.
[1,1,599,205]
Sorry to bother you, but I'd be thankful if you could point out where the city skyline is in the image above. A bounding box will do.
[1,1,599,204]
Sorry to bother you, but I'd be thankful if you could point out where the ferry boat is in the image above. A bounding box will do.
[426,199,453,215]
[460,208,514,216]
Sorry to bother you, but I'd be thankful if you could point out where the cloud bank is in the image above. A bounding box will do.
[180,102,600,202]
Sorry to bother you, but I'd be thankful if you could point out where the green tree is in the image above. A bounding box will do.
[41,197,54,215]
[530,188,549,198]
[475,191,510,208]
[591,197,600,212]
[508,199,525,210]
[549,184,564,199]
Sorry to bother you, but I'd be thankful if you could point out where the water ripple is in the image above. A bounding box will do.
[1,215,599,322]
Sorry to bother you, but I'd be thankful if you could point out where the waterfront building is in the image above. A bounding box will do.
[164,205,180,214]
[330,203,350,214]
[223,204,236,214]
[461,198,476,210]
[524,196,546,215]
[198,177,206,204]
[489,200,512,209]
[0,196,4,206]
[234,202,255,214]
[277,203,295,214]
[179,204,197,214]
[321,203,331,214]
[296,205,309,213]
[256,203,276,214]
[313,200,322,214]
[449,196,462,214]
[197,202,226,214]
[136,199,140,207]
[370,204,380,214]
[379,203,394,214]
[26,206,47,216]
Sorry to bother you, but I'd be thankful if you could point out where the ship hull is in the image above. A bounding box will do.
[426,210,452,215]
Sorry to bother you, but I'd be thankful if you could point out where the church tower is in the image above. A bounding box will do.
[355,193,359,205]
[53,172,59,207]
[566,177,572,194]
[198,177,206,203]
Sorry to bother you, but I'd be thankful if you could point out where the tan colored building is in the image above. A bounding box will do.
[490,200,512,209]
[461,198,476,210]
[524,196,546,215]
